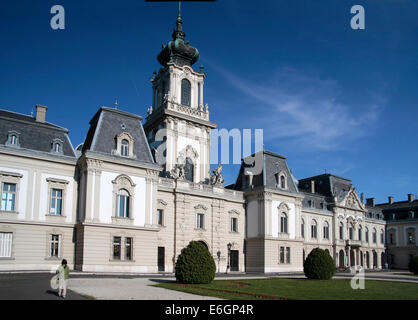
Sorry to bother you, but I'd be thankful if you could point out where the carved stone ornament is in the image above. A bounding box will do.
[209,164,225,186]
[171,163,186,180]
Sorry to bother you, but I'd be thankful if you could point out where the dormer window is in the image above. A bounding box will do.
[121,139,129,157]
[308,200,315,208]
[112,132,136,159]
[5,131,20,148]
[54,143,62,153]
[50,138,64,154]
[275,171,287,190]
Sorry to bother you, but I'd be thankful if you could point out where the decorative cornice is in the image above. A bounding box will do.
[194,204,208,211]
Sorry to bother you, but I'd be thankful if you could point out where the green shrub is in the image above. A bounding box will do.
[303,248,335,280]
[408,256,418,275]
[175,241,216,284]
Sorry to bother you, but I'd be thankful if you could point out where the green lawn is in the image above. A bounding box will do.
[154,278,418,300]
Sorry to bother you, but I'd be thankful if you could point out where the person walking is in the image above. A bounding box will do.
[56,259,70,298]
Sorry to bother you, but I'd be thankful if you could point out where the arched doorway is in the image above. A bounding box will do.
[381,252,385,267]
[360,250,363,267]
[366,251,370,268]
[350,249,355,267]
[339,250,345,267]
[373,250,377,268]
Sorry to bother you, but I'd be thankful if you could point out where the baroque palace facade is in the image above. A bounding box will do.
[0,12,388,273]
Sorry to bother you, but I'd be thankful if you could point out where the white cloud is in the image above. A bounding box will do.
[214,66,384,151]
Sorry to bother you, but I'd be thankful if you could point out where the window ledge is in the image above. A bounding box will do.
[0,211,19,220]
[229,231,239,234]
[0,210,19,215]
[45,215,67,223]
[0,257,15,260]
[45,257,61,261]
[109,259,136,263]
[111,217,134,226]
[195,228,206,231]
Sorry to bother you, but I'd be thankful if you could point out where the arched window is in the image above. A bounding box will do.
[280,175,286,189]
[181,78,191,107]
[116,189,130,218]
[380,230,384,244]
[301,219,305,238]
[121,139,129,157]
[358,225,362,241]
[280,212,288,233]
[311,220,317,239]
[372,228,377,243]
[323,221,329,239]
[184,157,194,182]
[365,227,369,242]
[10,135,17,145]
[339,222,344,240]
[349,224,354,240]
[54,142,62,153]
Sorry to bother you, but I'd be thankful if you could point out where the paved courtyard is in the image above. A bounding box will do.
[0,271,416,300]
[68,277,221,300]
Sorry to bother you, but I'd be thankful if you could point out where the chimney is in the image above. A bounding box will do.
[408,194,414,202]
[311,180,315,194]
[388,196,394,204]
[366,198,375,207]
[35,104,47,123]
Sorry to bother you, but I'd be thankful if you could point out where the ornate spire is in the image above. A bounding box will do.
[172,1,185,41]
[157,3,199,67]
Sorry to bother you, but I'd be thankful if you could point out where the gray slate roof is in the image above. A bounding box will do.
[298,174,352,199]
[232,150,299,194]
[82,107,155,164]
[0,109,76,158]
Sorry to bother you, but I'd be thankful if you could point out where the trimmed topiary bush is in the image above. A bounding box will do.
[175,241,216,284]
[408,256,418,275]
[303,248,335,280]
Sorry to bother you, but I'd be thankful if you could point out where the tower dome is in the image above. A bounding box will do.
[157,5,200,68]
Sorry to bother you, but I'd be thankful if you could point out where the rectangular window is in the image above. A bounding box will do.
[50,234,60,258]
[231,217,238,232]
[408,232,414,244]
[349,228,353,240]
[358,229,362,241]
[157,209,164,226]
[380,232,384,244]
[373,233,377,243]
[50,188,63,215]
[125,237,133,261]
[286,247,291,264]
[0,232,12,258]
[301,223,305,238]
[279,247,285,263]
[1,183,16,211]
[197,213,204,229]
[113,236,121,260]
[339,226,343,240]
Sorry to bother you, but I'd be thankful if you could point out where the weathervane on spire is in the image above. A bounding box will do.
[114,100,119,110]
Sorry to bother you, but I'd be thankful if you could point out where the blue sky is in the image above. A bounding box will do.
[0,0,417,204]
